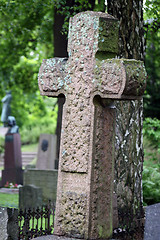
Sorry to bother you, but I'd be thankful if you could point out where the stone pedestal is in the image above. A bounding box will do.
[1,133,23,186]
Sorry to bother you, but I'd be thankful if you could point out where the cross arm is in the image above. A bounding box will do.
[93,59,147,100]
[38,58,68,97]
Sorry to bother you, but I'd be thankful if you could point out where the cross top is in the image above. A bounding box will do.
[67,11,118,59]
[38,11,146,239]
[39,11,146,100]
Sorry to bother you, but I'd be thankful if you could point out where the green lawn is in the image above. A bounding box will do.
[21,143,38,152]
[0,193,19,208]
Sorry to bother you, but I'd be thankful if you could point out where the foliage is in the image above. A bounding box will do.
[53,0,106,34]
[143,117,160,205]
[0,0,103,134]
[143,165,160,205]
[0,136,5,154]
[0,0,55,130]
[21,143,38,153]
[143,117,160,150]
[0,0,54,84]
[53,0,95,35]
[20,98,58,145]
[144,0,160,118]
[144,0,160,32]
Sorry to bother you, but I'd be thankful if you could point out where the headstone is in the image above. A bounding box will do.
[1,132,23,186]
[24,169,58,203]
[19,184,42,210]
[36,134,57,170]
[38,11,146,239]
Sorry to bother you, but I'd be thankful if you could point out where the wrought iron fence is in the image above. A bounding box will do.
[18,201,55,239]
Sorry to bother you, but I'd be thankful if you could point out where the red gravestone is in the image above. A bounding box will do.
[1,133,23,186]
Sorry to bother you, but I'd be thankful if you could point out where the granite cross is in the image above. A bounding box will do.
[38,11,146,239]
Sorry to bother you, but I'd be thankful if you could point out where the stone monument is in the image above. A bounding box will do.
[19,185,43,210]
[1,116,23,186]
[38,12,146,239]
[24,134,58,203]
[1,91,12,127]
[36,134,57,170]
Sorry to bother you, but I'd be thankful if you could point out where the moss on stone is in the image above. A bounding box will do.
[98,223,113,239]
[95,51,116,60]
[98,18,119,54]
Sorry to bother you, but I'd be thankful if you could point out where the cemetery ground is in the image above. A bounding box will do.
[1,135,158,207]
[0,143,38,208]
[0,136,160,240]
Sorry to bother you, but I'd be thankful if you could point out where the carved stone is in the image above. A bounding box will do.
[38,11,146,239]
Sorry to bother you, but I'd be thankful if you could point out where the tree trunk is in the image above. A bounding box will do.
[108,0,144,60]
[54,11,68,58]
[108,0,145,229]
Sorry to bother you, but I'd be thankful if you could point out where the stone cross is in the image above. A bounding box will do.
[38,11,146,239]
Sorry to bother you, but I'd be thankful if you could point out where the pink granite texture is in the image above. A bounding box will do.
[38,11,146,239]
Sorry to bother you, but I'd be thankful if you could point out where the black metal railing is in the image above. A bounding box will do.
[18,201,55,239]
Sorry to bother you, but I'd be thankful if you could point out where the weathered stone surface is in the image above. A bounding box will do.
[89,102,116,239]
[39,58,67,93]
[58,191,87,238]
[38,11,146,239]
[24,169,58,203]
[93,59,146,98]
[36,134,57,170]
[19,184,42,210]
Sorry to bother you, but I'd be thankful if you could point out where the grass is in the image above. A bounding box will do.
[143,136,160,167]
[0,192,54,235]
[21,143,38,152]
[0,192,19,208]
[0,144,37,209]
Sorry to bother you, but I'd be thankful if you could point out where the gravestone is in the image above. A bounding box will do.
[24,169,58,203]
[36,134,57,170]
[24,133,58,203]
[38,11,146,239]
[19,184,42,210]
[1,132,23,186]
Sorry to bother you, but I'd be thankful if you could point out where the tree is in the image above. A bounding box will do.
[108,0,145,228]
[143,0,160,118]
[0,0,54,127]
